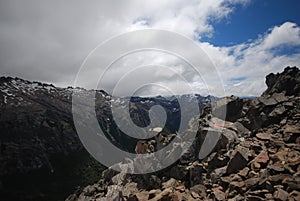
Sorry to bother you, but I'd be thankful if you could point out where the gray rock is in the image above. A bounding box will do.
[226,146,249,174]
[273,188,289,201]
[106,185,123,201]
[187,161,202,187]
[212,96,244,122]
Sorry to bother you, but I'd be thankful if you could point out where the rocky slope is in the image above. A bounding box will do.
[66,66,300,201]
[0,77,213,200]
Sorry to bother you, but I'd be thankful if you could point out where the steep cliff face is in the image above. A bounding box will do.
[66,67,300,201]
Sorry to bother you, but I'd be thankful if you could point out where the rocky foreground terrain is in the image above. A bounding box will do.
[66,67,300,201]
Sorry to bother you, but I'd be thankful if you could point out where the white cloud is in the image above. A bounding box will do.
[204,22,300,96]
[263,22,300,49]
[0,0,299,97]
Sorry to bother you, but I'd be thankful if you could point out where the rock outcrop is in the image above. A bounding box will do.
[66,66,300,201]
[263,66,300,96]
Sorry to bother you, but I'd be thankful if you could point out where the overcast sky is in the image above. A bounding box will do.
[0,0,300,97]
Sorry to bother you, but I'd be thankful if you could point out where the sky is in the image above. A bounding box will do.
[204,0,300,46]
[0,0,299,97]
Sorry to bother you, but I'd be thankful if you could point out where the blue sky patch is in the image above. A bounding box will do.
[202,0,300,48]
[230,77,247,82]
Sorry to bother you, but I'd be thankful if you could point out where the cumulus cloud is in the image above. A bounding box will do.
[263,22,300,49]
[0,0,299,97]
[207,22,300,96]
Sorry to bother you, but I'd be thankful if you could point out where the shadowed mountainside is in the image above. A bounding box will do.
[0,77,213,200]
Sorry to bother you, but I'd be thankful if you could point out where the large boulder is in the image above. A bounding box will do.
[212,96,244,122]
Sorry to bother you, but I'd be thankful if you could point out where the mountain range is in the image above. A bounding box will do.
[0,66,299,200]
[0,76,216,200]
